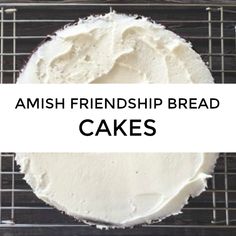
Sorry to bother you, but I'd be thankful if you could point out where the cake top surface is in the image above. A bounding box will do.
[17,12,213,84]
[16,12,216,228]
[16,153,217,228]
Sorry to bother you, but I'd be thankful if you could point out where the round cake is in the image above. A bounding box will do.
[16,12,217,228]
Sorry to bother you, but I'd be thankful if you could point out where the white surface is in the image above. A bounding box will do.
[17,12,213,84]
[14,12,218,228]
[16,153,218,228]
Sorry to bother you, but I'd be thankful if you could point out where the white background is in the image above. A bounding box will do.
[0,84,235,152]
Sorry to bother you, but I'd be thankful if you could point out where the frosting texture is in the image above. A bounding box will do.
[17,12,213,84]
[16,12,216,228]
[16,153,217,228]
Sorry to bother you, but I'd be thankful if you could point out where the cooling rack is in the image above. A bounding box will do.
[0,2,236,231]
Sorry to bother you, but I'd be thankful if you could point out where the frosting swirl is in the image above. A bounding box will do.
[18,12,213,84]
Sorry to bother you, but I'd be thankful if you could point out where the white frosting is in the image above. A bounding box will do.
[17,12,213,84]
[16,153,217,228]
[16,12,217,228]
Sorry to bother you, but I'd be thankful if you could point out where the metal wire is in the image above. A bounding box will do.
[0,3,235,229]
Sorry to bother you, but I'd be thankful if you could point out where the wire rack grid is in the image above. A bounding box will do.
[0,2,236,229]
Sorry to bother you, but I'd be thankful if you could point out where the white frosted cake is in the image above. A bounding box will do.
[16,12,217,228]
[17,12,212,84]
